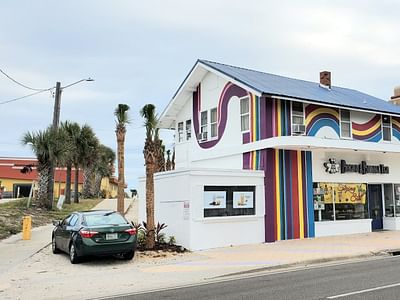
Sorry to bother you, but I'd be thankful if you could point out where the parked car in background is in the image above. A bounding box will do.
[52,210,137,264]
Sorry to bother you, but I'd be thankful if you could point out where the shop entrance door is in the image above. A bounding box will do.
[368,184,383,230]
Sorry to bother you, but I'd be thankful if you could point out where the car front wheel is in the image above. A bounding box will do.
[69,243,80,264]
[52,236,61,254]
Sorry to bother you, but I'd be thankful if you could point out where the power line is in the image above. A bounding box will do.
[0,68,51,91]
[0,89,53,105]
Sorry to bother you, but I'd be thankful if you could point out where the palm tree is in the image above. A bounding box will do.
[141,104,160,249]
[60,121,80,204]
[92,145,116,197]
[114,104,130,214]
[22,126,69,209]
[77,125,99,201]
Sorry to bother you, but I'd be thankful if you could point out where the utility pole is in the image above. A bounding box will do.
[48,82,62,209]
[52,82,62,129]
[48,79,93,209]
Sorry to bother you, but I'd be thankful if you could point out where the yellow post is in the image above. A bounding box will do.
[22,216,32,240]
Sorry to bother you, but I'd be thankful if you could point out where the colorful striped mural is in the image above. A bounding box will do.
[265,98,291,137]
[243,149,265,170]
[193,82,249,149]
[352,115,382,142]
[305,104,339,136]
[242,94,264,144]
[264,149,314,242]
[392,116,400,141]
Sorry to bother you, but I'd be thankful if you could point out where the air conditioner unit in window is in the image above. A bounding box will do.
[292,124,306,135]
[196,132,208,141]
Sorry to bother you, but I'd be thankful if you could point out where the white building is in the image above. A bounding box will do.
[139,60,400,250]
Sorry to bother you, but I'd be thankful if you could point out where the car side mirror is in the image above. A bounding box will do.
[52,220,61,226]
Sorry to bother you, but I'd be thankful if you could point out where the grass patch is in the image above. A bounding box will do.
[0,198,101,240]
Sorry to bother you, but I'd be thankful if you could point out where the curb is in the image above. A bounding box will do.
[212,251,390,279]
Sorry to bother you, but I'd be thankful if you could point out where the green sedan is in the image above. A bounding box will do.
[52,210,137,264]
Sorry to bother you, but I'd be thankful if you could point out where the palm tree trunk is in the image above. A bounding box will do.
[92,172,102,198]
[117,132,125,214]
[37,163,51,209]
[82,166,94,198]
[65,163,72,204]
[74,165,80,203]
[145,161,155,249]
[47,162,55,209]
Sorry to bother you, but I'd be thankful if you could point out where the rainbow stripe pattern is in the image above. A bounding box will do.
[265,98,291,137]
[264,149,314,242]
[242,94,264,144]
[305,104,339,136]
[352,115,382,142]
[392,116,400,141]
[243,149,264,170]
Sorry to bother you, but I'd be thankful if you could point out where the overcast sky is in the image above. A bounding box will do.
[1,0,399,189]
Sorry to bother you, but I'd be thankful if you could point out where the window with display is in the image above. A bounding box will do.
[313,183,368,221]
[203,186,255,218]
[384,184,400,217]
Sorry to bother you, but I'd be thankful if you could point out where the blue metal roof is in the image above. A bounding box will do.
[199,59,400,115]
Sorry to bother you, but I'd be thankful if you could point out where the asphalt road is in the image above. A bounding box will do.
[103,256,400,300]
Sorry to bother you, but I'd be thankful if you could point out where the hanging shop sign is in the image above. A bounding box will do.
[324,158,389,174]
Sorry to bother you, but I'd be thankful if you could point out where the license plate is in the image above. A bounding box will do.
[106,233,118,240]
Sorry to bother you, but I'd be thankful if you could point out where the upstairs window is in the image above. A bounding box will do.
[340,109,351,138]
[177,122,184,142]
[382,115,391,141]
[200,111,208,140]
[291,101,305,134]
[210,108,218,138]
[186,119,191,140]
[240,97,250,132]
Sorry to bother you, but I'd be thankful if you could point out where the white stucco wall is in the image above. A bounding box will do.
[139,168,265,250]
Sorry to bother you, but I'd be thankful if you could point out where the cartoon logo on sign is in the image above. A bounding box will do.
[324,158,340,174]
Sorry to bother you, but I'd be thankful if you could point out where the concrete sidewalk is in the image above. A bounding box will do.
[3,197,400,298]
[0,198,134,276]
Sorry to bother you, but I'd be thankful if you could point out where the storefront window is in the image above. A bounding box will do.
[394,184,400,217]
[384,184,394,217]
[314,183,368,221]
[203,186,255,218]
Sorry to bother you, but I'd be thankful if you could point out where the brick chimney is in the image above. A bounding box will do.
[390,86,400,106]
[319,71,331,89]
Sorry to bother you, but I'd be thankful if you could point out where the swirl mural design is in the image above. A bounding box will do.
[352,115,382,142]
[193,82,248,149]
[305,104,339,136]
[392,116,400,141]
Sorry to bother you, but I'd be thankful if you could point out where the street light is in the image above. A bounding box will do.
[52,78,94,129]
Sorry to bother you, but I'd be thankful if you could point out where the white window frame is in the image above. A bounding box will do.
[340,109,352,139]
[382,115,392,142]
[177,122,184,142]
[185,119,191,141]
[200,110,208,141]
[240,96,250,132]
[291,101,305,135]
[210,107,218,139]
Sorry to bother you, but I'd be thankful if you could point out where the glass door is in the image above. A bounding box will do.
[368,184,383,230]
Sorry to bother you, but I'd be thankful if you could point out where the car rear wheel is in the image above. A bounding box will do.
[122,250,135,260]
[52,236,61,254]
[69,243,80,264]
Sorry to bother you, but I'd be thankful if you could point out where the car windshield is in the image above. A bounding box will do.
[84,213,127,226]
